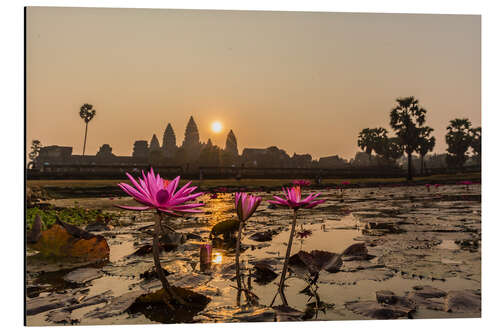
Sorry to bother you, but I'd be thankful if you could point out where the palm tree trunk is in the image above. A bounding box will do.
[420,154,425,176]
[277,209,298,306]
[82,122,88,157]
[407,152,413,181]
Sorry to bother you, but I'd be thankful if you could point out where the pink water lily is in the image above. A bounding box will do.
[235,192,262,222]
[115,168,205,305]
[116,168,204,216]
[269,186,325,307]
[234,192,262,303]
[268,186,325,210]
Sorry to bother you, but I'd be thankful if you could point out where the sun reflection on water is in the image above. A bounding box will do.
[212,251,223,264]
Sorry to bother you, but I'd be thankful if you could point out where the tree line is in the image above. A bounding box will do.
[357,96,481,180]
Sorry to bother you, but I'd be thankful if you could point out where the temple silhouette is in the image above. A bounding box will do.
[36,116,350,170]
[33,116,466,174]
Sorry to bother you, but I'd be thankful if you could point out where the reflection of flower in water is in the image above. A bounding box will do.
[296,229,313,239]
[212,251,223,264]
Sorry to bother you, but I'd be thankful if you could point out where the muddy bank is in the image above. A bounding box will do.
[26,183,481,325]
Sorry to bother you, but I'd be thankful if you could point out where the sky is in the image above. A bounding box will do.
[26,7,480,160]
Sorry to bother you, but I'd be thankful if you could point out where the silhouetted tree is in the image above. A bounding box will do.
[470,126,481,164]
[357,127,387,160]
[445,118,473,168]
[376,137,404,166]
[390,96,428,180]
[415,126,436,175]
[79,104,96,156]
[28,139,42,169]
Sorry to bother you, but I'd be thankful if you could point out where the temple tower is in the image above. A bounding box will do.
[225,129,238,156]
[182,116,200,149]
[162,123,177,151]
[149,134,160,151]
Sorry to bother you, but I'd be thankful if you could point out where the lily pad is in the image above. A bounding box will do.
[28,216,109,262]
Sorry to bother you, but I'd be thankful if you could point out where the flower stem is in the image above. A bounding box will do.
[153,213,186,306]
[235,220,244,306]
[277,209,298,306]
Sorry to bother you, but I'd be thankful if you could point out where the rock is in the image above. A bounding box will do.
[444,290,481,313]
[26,293,77,315]
[28,216,110,262]
[253,261,278,284]
[85,291,145,319]
[63,268,103,284]
[249,231,273,242]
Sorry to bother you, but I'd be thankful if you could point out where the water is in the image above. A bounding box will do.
[26,184,481,325]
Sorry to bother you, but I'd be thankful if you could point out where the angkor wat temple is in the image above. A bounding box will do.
[34,116,352,170]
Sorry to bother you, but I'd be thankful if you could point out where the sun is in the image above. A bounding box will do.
[211,121,223,133]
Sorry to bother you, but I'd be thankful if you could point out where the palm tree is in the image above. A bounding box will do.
[357,127,387,160]
[28,139,42,169]
[376,137,404,166]
[390,96,428,180]
[470,126,481,164]
[79,104,96,157]
[415,127,436,175]
[445,118,473,168]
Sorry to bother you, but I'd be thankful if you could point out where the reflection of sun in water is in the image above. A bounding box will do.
[212,251,223,264]
[211,121,223,133]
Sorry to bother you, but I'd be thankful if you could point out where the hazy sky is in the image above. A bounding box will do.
[26,7,480,160]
